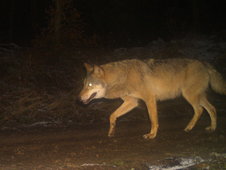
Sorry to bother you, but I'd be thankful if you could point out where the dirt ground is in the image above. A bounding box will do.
[0,96,226,170]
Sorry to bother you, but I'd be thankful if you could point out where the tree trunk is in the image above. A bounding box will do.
[192,0,200,33]
[9,0,15,41]
[54,0,63,45]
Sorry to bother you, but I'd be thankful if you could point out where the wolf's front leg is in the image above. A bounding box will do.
[143,97,159,139]
[108,96,138,137]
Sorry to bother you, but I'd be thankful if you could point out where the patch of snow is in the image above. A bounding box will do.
[80,162,116,168]
[210,152,226,159]
[81,163,105,167]
[22,121,61,128]
[148,156,204,170]
[113,37,226,63]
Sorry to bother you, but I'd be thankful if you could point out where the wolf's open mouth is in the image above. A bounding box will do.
[84,92,97,104]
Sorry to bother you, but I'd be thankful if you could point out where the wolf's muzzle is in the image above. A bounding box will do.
[79,92,97,104]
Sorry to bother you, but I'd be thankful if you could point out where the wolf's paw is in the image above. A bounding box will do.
[184,127,192,132]
[143,133,156,139]
[108,131,115,138]
[205,126,216,132]
[108,133,115,138]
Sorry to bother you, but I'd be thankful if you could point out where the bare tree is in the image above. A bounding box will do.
[192,0,200,33]
[53,0,63,45]
[9,0,15,41]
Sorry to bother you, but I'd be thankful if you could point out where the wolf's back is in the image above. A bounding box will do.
[206,63,226,95]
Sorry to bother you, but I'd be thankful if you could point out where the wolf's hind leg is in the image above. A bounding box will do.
[200,97,217,131]
[183,92,204,132]
[184,105,203,132]
[108,96,138,137]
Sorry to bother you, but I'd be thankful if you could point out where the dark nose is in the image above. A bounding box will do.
[77,96,88,106]
[76,95,82,104]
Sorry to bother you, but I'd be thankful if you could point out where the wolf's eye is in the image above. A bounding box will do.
[88,83,93,87]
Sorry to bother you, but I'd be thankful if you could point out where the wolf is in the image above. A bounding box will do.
[78,58,226,139]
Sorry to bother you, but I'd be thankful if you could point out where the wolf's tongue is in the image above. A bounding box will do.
[85,92,97,104]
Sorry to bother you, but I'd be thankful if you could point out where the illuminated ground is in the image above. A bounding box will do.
[0,97,225,169]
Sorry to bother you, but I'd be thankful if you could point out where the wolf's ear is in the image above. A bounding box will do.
[93,65,104,77]
[84,63,94,73]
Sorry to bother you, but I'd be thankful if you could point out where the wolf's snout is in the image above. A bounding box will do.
[83,92,97,104]
[77,92,97,105]
[77,94,87,104]
[76,95,84,105]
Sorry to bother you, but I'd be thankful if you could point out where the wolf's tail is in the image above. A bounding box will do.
[206,63,226,95]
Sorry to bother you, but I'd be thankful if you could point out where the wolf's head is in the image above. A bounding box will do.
[79,63,107,104]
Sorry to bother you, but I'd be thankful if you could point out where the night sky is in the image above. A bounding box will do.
[0,0,226,45]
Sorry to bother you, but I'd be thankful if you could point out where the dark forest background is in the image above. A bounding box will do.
[0,0,226,46]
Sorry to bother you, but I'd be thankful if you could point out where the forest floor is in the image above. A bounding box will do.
[0,96,226,169]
